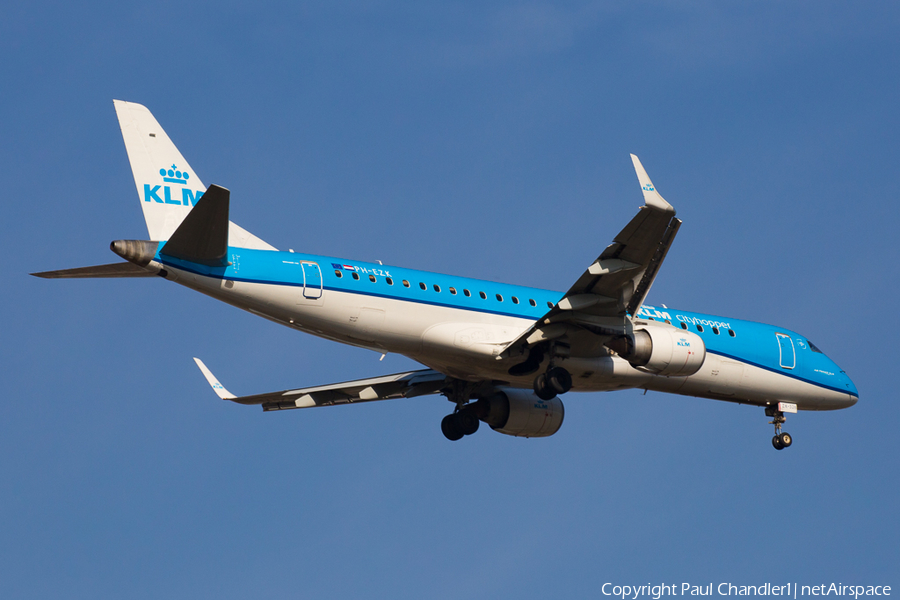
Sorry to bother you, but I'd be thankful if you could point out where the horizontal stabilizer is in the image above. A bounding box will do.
[160,185,230,267]
[31,262,156,279]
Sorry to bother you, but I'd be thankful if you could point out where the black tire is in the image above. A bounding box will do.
[547,367,573,394]
[441,414,464,441]
[772,435,784,450]
[458,410,480,436]
[533,373,556,401]
[779,432,792,447]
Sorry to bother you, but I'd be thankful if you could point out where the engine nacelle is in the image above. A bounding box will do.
[607,326,706,377]
[474,388,564,438]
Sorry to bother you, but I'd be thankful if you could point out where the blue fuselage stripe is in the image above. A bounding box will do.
[159,259,544,320]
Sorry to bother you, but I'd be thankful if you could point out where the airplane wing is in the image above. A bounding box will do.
[502,155,681,365]
[193,358,447,411]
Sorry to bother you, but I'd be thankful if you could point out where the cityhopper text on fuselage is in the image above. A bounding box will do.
[32,100,859,450]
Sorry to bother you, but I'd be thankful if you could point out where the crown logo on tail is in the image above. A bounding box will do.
[160,164,190,185]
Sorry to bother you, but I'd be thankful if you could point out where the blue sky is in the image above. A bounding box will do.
[2,2,898,597]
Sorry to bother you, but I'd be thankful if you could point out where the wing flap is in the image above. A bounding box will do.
[565,206,675,314]
[193,360,447,411]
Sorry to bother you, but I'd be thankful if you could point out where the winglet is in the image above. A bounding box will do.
[630,154,675,214]
[193,358,236,400]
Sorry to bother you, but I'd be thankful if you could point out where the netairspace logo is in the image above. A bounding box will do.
[601,584,891,600]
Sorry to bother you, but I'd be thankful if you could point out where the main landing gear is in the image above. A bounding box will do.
[441,409,479,441]
[766,406,793,450]
[533,366,572,400]
[532,342,573,401]
[440,380,481,441]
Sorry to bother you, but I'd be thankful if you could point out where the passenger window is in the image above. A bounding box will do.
[464,289,471,297]
[529,299,536,307]
[369,275,376,283]
[512,296,519,304]
[712,327,719,335]
[649,317,655,321]
[419,282,426,290]
[335,270,342,278]
[728,329,736,337]
[352,272,360,280]
[449,287,457,295]
[496,294,503,302]
[402,280,410,288]
[547,301,553,308]
[665,319,671,325]
[433,284,441,292]
[479,291,487,299]
[681,322,688,330]
[386,277,393,285]
[696,324,704,333]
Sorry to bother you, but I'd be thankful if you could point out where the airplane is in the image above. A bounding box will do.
[32,100,858,450]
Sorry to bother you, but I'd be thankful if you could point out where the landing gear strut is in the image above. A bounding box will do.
[766,406,793,450]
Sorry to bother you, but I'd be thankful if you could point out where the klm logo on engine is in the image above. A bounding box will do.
[143,164,204,206]
[677,338,691,347]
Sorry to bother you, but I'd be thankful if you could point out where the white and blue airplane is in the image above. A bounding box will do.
[34,101,858,449]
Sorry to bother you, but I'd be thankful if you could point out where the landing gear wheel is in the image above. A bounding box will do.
[547,367,572,395]
[457,410,480,436]
[533,373,556,401]
[441,414,464,441]
[766,407,792,450]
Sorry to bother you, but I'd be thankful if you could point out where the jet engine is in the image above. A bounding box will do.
[606,326,706,377]
[471,388,564,438]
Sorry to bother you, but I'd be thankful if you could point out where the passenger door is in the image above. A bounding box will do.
[776,333,795,369]
[302,262,322,299]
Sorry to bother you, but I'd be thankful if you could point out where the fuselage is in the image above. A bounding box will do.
[153,245,858,412]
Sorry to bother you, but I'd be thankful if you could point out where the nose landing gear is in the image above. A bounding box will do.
[772,432,792,450]
[766,405,794,450]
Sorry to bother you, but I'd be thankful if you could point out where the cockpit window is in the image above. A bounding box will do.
[808,340,824,353]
